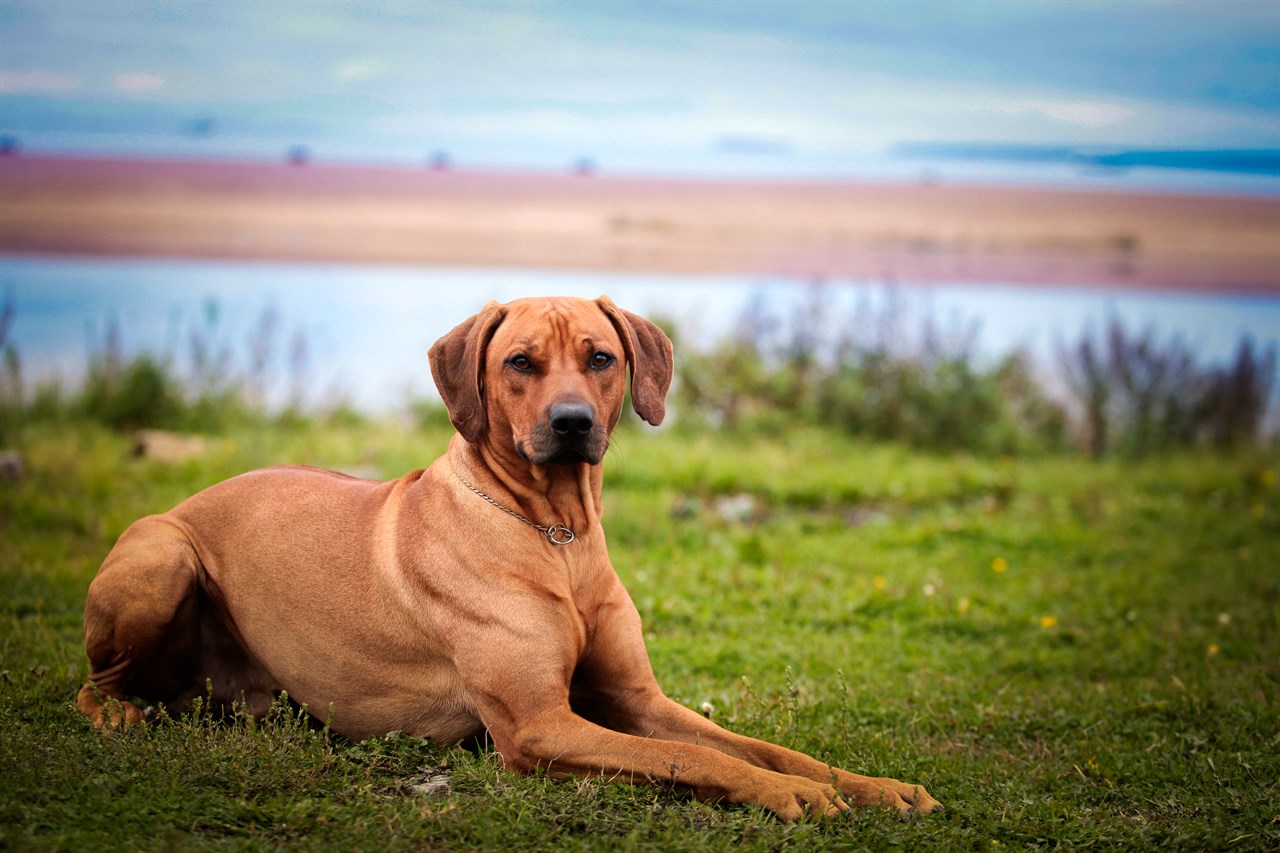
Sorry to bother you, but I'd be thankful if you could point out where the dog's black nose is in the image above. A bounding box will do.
[550,403,595,436]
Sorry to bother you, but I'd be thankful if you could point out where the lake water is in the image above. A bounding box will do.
[4,254,1278,412]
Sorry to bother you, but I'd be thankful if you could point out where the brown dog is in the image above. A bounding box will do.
[78,295,940,821]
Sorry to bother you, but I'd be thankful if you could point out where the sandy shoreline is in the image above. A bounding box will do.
[1,154,1277,294]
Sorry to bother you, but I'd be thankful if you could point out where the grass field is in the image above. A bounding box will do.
[2,417,1277,850]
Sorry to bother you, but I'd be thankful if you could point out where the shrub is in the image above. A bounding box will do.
[0,288,19,444]
[677,286,1068,454]
[1058,318,1276,457]
[3,301,305,436]
[79,352,182,432]
[1200,337,1277,451]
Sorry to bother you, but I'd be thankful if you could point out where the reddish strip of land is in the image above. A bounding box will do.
[1,154,1277,294]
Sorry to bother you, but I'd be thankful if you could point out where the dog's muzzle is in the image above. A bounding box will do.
[524,401,606,465]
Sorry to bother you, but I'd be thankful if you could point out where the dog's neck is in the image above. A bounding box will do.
[447,434,604,538]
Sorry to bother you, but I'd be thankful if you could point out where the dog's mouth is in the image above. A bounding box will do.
[517,429,607,467]
[543,447,596,466]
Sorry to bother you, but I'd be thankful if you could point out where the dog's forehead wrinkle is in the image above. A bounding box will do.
[498,327,616,365]
[504,336,542,354]
[494,317,601,355]
[507,298,617,338]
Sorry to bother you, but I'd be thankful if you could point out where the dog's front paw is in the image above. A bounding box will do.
[77,683,146,731]
[752,774,851,821]
[838,773,942,815]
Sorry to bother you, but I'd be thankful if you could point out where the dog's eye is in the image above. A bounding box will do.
[590,352,615,370]
[507,354,533,372]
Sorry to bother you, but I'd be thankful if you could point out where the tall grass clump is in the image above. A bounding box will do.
[1059,317,1277,457]
[675,285,1275,457]
[2,297,347,439]
[676,286,1067,455]
[0,289,21,444]
[77,318,183,431]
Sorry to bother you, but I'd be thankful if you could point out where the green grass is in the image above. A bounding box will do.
[2,418,1278,850]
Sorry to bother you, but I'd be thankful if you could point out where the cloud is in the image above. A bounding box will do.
[824,74,1279,150]
[114,72,164,92]
[991,98,1135,129]
[330,59,390,83]
[714,135,794,156]
[0,70,80,94]
[438,95,688,118]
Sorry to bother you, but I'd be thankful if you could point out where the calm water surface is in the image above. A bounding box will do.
[4,255,1277,411]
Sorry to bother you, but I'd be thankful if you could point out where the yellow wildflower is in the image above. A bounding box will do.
[1040,615,1058,629]
[1208,644,1220,656]
[991,557,1008,573]
[873,576,887,591]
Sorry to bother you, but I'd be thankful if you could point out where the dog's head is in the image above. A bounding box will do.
[429,296,673,466]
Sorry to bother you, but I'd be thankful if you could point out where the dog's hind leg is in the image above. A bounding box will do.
[77,515,202,730]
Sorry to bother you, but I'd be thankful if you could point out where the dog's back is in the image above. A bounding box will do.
[81,462,485,740]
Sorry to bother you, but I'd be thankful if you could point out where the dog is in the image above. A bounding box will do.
[78,295,940,821]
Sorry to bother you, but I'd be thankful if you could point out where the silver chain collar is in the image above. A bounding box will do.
[450,462,576,545]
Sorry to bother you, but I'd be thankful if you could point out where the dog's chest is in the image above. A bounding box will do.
[532,541,615,657]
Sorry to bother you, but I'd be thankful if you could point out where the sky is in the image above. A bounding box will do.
[2,0,1278,179]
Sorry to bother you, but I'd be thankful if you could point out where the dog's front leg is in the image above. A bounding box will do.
[570,593,943,815]
[453,615,849,821]
[485,702,850,821]
[610,691,942,815]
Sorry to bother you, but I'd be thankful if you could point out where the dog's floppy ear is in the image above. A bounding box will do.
[597,295,674,426]
[429,301,507,444]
